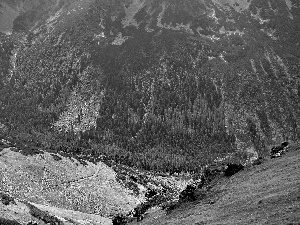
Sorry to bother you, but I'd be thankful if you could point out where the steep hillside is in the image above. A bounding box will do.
[0,138,195,223]
[0,146,140,217]
[2,140,298,224]
[131,144,300,225]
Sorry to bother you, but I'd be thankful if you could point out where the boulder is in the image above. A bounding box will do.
[270,142,289,158]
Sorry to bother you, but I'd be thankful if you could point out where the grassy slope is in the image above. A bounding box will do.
[133,144,300,225]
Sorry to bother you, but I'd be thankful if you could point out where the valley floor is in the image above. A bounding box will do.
[131,145,300,225]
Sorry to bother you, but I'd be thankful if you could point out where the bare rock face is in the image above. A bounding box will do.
[0,147,141,222]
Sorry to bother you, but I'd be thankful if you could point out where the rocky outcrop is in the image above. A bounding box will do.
[270,141,289,158]
[111,163,192,222]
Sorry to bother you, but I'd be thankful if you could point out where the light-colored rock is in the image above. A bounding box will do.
[0,147,140,217]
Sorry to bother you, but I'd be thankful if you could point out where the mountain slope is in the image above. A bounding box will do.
[133,144,300,225]
[0,146,140,218]
[1,1,300,224]
[0,0,300,194]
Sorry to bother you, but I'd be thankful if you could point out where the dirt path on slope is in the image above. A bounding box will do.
[133,146,300,225]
